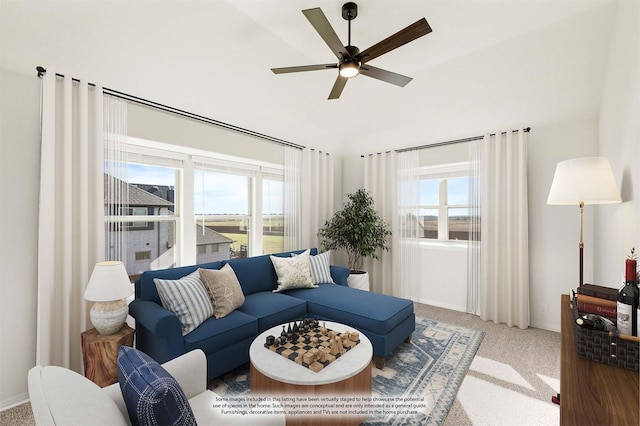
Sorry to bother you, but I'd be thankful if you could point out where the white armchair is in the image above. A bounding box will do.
[28,349,284,425]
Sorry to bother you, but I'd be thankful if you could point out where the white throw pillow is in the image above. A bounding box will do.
[270,249,317,292]
[154,270,214,335]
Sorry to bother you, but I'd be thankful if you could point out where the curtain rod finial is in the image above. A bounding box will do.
[36,66,47,78]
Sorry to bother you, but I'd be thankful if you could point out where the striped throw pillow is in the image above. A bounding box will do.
[154,271,214,335]
[309,251,335,284]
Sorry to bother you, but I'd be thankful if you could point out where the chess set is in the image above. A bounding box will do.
[264,318,361,373]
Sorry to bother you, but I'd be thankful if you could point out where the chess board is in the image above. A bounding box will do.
[264,327,360,373]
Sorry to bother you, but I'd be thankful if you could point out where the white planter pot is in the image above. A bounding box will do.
[347,271,370,291]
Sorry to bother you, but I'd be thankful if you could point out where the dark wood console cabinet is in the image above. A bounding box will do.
[560,294,639,425]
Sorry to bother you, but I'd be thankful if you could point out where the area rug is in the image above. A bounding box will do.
[210,316,484,426]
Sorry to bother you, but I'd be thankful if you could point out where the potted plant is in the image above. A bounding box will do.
[318,189,392,290]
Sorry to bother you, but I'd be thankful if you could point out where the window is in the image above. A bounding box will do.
[262,177,284,255]
[135,251,151,261]
[195,168,251,260]
[416,163,474,241]
[106,139,287,274]
[120,207,152,229]
[104,160,180,277]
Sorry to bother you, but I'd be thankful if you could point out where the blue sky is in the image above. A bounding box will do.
[125,163,283,215]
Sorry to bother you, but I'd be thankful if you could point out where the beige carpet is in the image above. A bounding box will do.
[0,302,560,426]
[414,304,560,426]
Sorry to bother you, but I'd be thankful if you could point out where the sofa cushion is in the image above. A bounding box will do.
[239,291,308,332]
[285,284,414,334]
[118,346,196,426]
[183,309,258,355]
[271,249,316,292]
[154,271,214,335]
[199,264,245,319]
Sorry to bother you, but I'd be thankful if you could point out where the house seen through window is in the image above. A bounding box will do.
[105,142,285,277]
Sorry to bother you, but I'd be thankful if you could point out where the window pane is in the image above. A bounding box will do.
[105,162,178,277]
[419,208,438,239]
[447,177,469,205]
[448,208,471,240]
[106,221,176,276]
[419,179,439,205]
[195,169,250,259]
[194,169,249,215]
[263,178,284,254]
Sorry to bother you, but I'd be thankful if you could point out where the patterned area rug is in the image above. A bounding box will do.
[210,316,484,426]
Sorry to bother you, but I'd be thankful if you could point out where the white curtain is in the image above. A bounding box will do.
[468,129,529,329]
[363,152,399,296]
[283,145,302,251]
[37,71,104,370]
[103,95,129,261]
[396,150,421,299]
[284,147,334,251]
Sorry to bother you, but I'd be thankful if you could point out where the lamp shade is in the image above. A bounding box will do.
[84,261,133,302]
[547,157,622,205]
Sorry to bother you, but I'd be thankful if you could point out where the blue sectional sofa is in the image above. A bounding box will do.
[129,248,415,381]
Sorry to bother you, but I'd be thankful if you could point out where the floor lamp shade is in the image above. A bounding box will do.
[547,157,621,286]
[547,157,621,205]
[84,261,133,335]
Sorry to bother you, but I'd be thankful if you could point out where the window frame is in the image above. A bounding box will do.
[417,162,470,243]
[108,137,285,270]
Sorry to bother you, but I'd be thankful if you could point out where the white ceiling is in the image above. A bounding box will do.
[1,0,618,156]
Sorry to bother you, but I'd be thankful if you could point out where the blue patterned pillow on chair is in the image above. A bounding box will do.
[118,346,196,426]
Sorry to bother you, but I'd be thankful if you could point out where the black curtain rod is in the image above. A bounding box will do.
[396,127,531,153]
[362,127,531,157]
[36,66,305,150]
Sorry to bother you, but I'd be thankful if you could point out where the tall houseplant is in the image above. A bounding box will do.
[318,189,392,273]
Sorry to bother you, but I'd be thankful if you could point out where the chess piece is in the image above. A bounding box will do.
[330,338,340,355]
[266,335,275,346]
[293,321,299,333]
[336,336,345,353]
[304,334,311,344]
[349,332,359,342]
[287,323,292,334]
[274,337,281,347]
[311,337,319,344]
[303,350,315,365]
[320,322,327,335]
[281,325,287,338]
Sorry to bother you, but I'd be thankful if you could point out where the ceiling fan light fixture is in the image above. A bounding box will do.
[339,61,359,78]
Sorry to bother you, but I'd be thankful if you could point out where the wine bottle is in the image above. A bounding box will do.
[617,251,639,336]
[576,313,616,332]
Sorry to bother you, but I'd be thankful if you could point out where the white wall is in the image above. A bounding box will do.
[595,0,640,286]
[340,119,600,332]
[0,69,40,408]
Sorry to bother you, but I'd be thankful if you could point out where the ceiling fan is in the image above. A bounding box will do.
[271,2,432,100]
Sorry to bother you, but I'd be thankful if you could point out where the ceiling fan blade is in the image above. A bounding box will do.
[359,64,412,87]
[271,64,337,74]
[302,8,349,60]
[356,18,432,64]
[328,75,348,100]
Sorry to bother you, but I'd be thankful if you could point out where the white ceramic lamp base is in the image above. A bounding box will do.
[90,299,128,335]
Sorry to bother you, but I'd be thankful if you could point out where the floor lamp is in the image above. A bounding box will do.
[547,157,621,287]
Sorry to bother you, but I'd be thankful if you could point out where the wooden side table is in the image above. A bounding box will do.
[81,324,135,387]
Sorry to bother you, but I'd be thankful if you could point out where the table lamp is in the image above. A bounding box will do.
[84,261,134,335]
[547,157,621,286]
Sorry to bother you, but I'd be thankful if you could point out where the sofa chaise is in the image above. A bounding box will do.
[130,248,415,381]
